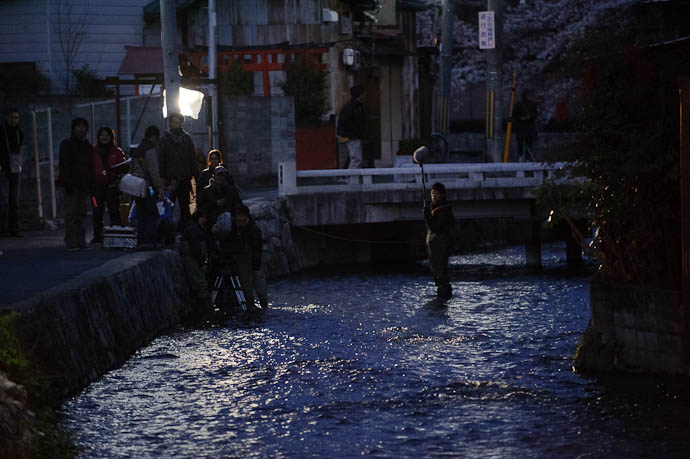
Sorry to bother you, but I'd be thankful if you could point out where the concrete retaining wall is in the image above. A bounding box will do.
[11,250,192,400]
[574,280,689,376]
[223,96,295,179]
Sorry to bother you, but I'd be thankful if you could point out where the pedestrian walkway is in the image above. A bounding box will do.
[0,228,130,307]
[0,185,279,308]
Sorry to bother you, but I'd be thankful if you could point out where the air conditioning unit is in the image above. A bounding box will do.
[342,48,360,67]
[322,8,339,23]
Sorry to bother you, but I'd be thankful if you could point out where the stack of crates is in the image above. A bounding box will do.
[103,202,136,249]
[103,226,137,249]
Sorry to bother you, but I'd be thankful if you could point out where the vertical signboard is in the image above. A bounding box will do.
[478,11,495,49]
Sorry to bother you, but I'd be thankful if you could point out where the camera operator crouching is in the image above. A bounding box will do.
[209,205,268,312]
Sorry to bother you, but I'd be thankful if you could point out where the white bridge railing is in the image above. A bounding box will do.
[278,161,570,196]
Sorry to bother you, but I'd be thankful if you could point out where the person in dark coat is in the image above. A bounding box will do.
[181,209,211,307]
[197,149,222,191]
[216,204,267,309]
[337,85,366,169]
[130,125,164,250]
[512,89,538,161]
[197,165,243,227]
[158,112,199,230]
[90,126,126,243]
[424,182,455,299]
[58,118,93,250]
[0,108,24,237]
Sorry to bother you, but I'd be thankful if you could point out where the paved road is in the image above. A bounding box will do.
[239,186,278,203]
[0,185,280,307]
[0,228,130,307]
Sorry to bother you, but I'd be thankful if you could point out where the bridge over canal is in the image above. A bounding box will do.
[274,161,579,268]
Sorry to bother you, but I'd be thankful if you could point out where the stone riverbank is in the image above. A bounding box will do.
[0,198,303,456]
[574,280,689,376]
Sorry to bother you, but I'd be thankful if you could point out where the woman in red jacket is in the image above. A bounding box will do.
[91,126,126,243]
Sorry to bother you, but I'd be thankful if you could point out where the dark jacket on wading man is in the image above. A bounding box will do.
[424,182,454,299]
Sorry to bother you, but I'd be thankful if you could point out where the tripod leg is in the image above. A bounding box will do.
[210,276,223,304]
[230,275,248,311]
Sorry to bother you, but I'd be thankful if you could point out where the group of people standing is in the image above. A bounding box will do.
[56,112,198,251]
[54,111,267,310]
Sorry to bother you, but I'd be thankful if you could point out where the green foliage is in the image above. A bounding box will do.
[30,407,81,458]
[280,56,328,126]
[0,312,27,378]
[222,60,254,96]
[540,16,683,289]
[0,312,80,456]
[72,65,113,97]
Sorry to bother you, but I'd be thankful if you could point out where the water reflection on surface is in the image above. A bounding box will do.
[62,244,690,458]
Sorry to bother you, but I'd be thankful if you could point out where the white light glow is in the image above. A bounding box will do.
[162,87,205,119]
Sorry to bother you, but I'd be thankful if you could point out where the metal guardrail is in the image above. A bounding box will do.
[278,161,570,195]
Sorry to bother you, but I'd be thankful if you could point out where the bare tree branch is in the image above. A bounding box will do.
[54,2,88,94]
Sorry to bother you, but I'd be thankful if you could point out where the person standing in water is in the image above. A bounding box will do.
[424,182,454,299]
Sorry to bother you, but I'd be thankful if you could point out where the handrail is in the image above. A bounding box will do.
[296,162,567,177]
[279,161,570,196]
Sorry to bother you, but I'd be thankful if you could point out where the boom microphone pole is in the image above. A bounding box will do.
[413,146,431,208]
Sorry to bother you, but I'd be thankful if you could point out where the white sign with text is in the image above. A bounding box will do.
[478,11,495,49]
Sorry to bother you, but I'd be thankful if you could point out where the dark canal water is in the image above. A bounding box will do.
[61,244,690,458]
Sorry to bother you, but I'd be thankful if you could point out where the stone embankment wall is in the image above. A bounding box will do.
[1,250,193,456]
[10,250,192,399]
[6,198,299,401]
[1,198,303,456]
[574,280,689,376]
[250,197,303,280]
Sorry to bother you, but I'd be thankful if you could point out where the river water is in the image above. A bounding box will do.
[61,244,690,458]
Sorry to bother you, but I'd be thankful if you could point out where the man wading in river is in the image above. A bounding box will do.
[424,182,454,299]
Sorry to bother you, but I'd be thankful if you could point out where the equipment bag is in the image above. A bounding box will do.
[119,173,146,197]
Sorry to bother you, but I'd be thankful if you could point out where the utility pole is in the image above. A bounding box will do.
[680,78,690,365]
[485,0,504,162]
[436,0,455,135]
[208,0,218,149]
[161,0,181,118]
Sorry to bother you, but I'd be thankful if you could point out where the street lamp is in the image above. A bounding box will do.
[162,87,205,119]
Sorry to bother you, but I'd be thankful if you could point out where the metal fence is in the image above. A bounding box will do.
[26,94,211,222]
[278,161,570,196]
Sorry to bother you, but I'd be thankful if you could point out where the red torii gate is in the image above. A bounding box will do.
[187,46,329,97]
